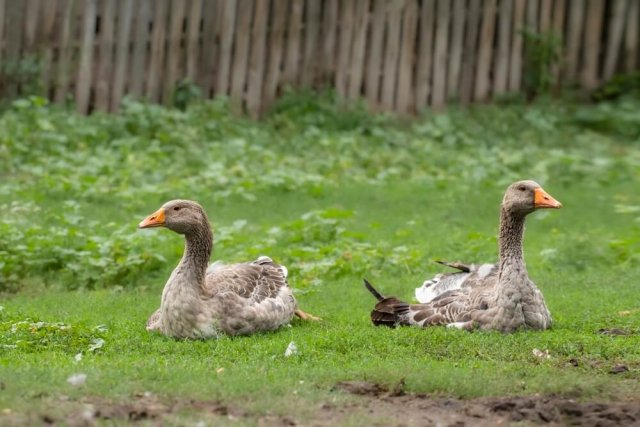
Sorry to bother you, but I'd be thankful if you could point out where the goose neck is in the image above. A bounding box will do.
[179,224,213,284]
[498,207,525,270]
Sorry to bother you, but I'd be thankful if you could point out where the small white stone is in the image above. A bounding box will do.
[73,353,83,363]
[284,341,298,357]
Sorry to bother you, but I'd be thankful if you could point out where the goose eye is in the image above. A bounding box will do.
[518,186,526,192]
[173,206,181,211]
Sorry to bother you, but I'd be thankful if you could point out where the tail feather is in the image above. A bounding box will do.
[435,260,471,273]
[363,279,410,328]
[363,278,385,301]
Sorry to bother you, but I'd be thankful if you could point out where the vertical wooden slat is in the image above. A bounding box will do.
[38,0,57,98]
[431,0,450,108]
[130,0,152,98]
[525,0,538,32]
[474,0,497,102]
[246,0,269,118]
[301,0,321,87]
[164,0,186,104]
[538,0,552,32]
[320,0,338,86]
[229,0,254,113]
[550,0,566,85]
[24,0,40,52]
[76,0,97,113]
[186,0,203,81]
[5,1,25,98]
[603,0,628,81]
[380,0,403,110]
[396,0,418,113]
[447,0,466,99]
[508,0,525,92]
[625,0,639,72]
[55,0,75,104]
[111,0,134,110]
[215,0,237,96]
[460,0,481,104]
[347,0,371,100]
[365,0,386,107]
[199,0,220,97]
[564,0,584,82]
[263,0,287,107]
[493,0,512,95]
[96,0,116,110]
[581,0,605,90]
[0,0,7,89]
[416,0,436,109]
[335,0,355,98]
[283,0,303,85]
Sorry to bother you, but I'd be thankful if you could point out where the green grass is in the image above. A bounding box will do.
[1,94,640,421]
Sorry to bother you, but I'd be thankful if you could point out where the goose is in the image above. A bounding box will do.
[139,199,318,339]
[364,180,561,332]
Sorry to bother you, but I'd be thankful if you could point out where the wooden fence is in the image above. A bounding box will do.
[0,0,638,116]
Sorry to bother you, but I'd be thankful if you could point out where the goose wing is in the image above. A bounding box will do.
[415,261,497,303]
[204,256,290,303]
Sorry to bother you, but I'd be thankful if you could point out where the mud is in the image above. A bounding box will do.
[3,383,640,426]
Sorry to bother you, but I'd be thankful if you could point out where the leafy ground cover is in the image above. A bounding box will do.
[1,93,640,424]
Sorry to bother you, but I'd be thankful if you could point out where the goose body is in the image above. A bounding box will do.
[139,200,307,339]
[366,180,562,333]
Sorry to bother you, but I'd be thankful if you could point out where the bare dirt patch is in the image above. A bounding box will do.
[3,385,640,426]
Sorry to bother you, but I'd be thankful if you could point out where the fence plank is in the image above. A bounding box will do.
[564,0,584,82]
[130,0,152,98]
[320,0,338,86]
[365,0,386,107]
[550,0,566,85]
[447,0,466,99]
[230,0,254,113]
[76,0,97,114]
[460,0,481,104]
[283,0,303,85]
[247,0,269,118]
[24,0,40,51]
[396,0,417,113]
[164,0,187,105]
[38,0,57,98]
[263,0,288,107]
[215,0,237,96]
[5,1,25,99]
[147,0,169,102]
[95,0,115,110]
[507,0,525,92]
[199,0,220,97]
[539,0,552,32]
[494,0,512,95]
[301,0,321,87]
[111,0,134,110]
[335,0,354,98]
[603,0,628,81]
[55,0,75,104]
[0,0,6,87]
[431,0,449,108]
[625,0,639,72]
[186,0,203,81]
[525,0,538,32]
[581,0,605,90]
[347,0,371,100]
[474,0,497,102]
[381,0,403,110]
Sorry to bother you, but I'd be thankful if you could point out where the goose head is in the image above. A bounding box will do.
[138,199,209,235]
[502,180,562,216]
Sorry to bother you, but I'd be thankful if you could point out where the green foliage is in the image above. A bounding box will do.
[522,29,562,97]
[593,71,640,101]
[1,95,639,292]
[171,79,203,111]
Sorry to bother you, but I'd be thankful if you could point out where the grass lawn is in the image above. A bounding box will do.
[1,94,640,424]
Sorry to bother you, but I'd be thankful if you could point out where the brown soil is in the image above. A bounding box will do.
[3,383,640,426]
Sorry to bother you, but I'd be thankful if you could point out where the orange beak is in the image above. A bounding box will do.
[138,208,166,228]
[534,187,562,209]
